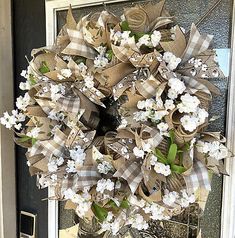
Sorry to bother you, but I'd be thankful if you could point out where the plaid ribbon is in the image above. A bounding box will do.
[114,162,143,193]
[183,76,211,96]
[62,18,96,59]
[29,128,67,158]
[57,96,80,114]
[183,160,211,194]
[60,166,101,194]
[182,23,213,63]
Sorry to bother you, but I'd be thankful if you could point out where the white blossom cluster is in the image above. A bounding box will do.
[57,68,72,80]
[163,52,181,71]
[96,178,115,194]
[136,30,162,48]
[0,110,25,130]
[97,160,114,174]
[150,154,171,176]
[94,46,109,68]
[167,77,186,100]
[110,30,136,47]
[16,92,34,111]
[178,93,208,132]
[163,189,195,208]
[63,188,92,218]
[196,140,229,160]
[50,83,66,101]
[134,98,168,123]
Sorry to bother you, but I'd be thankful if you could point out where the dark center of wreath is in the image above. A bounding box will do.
[96,97,121,136]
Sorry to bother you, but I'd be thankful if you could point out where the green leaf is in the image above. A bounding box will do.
[18,135,31,143]
[171,164,186,174]
[29,74,37,85]
[91,203,108,222]
[120,199,129,209]
[31,138,37,145]
[39,61,50,74]
[120,21,131,31]
[133,32,146,41]
[155,149,168,164]
[169,130,175,144]
[167,143,178,164]
[106,200,119,211]
[106,49,113,61]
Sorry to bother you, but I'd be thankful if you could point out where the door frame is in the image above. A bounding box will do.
[0,0,16,238]
[44,1,235,238]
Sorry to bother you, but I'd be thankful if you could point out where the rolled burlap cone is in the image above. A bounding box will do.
[165,173,186,192]
[168,108,183,126]
[174,125,197,147]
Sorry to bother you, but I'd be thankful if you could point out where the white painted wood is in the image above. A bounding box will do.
[0,0,16,237]
[221,3,235,238]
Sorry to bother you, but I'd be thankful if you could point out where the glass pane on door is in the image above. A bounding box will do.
[56,0,233,237]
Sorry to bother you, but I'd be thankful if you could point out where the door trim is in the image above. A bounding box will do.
[221,1,235,238]
[0,0,16,237]
[45,1,235,238]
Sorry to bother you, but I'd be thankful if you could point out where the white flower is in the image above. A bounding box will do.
[157,122,169,132]
[150,110,168,122]
[136,34,152,48]
[19,81,31,90]
[61,69,72,78]
[26,127,40,138]
[96,46,107,55]
[51,174,57,182]
[163,190,179,206]
[168,78,186,95]
[193,108,208,125]
[69,145,86,167]
[194,59,202,68]
[133,147,145,158]
[20,70,28,78]
[48,110,65,121]
[111,30,135,47]
[97,161,114,174]
[66,160,76,173]
[133,111,149,122]
[151,30,161,47]
[197,140,229,160]
[154,162,171,176]
[180,115,198,132]
[16,93,32,111]
[137,100,146,110]
[47,160,58,172]
[163,52,181,70]
[84,75,94,88]
[56,157,64,166]
[178,190,195,208]
[78,62,88,76]
[118,118,128,129]
[50,84,65,101]
[167,89,178,100]
[96,178,115,194]
[144,203,169,220]
[177,93,200,113]
[127,214,149,230]
[94,55,109,68]
[164,99,175,110]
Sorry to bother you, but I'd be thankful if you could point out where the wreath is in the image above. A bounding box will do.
[1,0,231,235]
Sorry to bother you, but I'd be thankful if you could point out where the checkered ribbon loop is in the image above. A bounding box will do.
[29,128,67,158]
[60,166,101,195]
[62,18,96,59]
[183,160,211,194]
[57,96,80,114]
[182,23,213,63]
[114,161,143,193]
[183,76,211,96]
